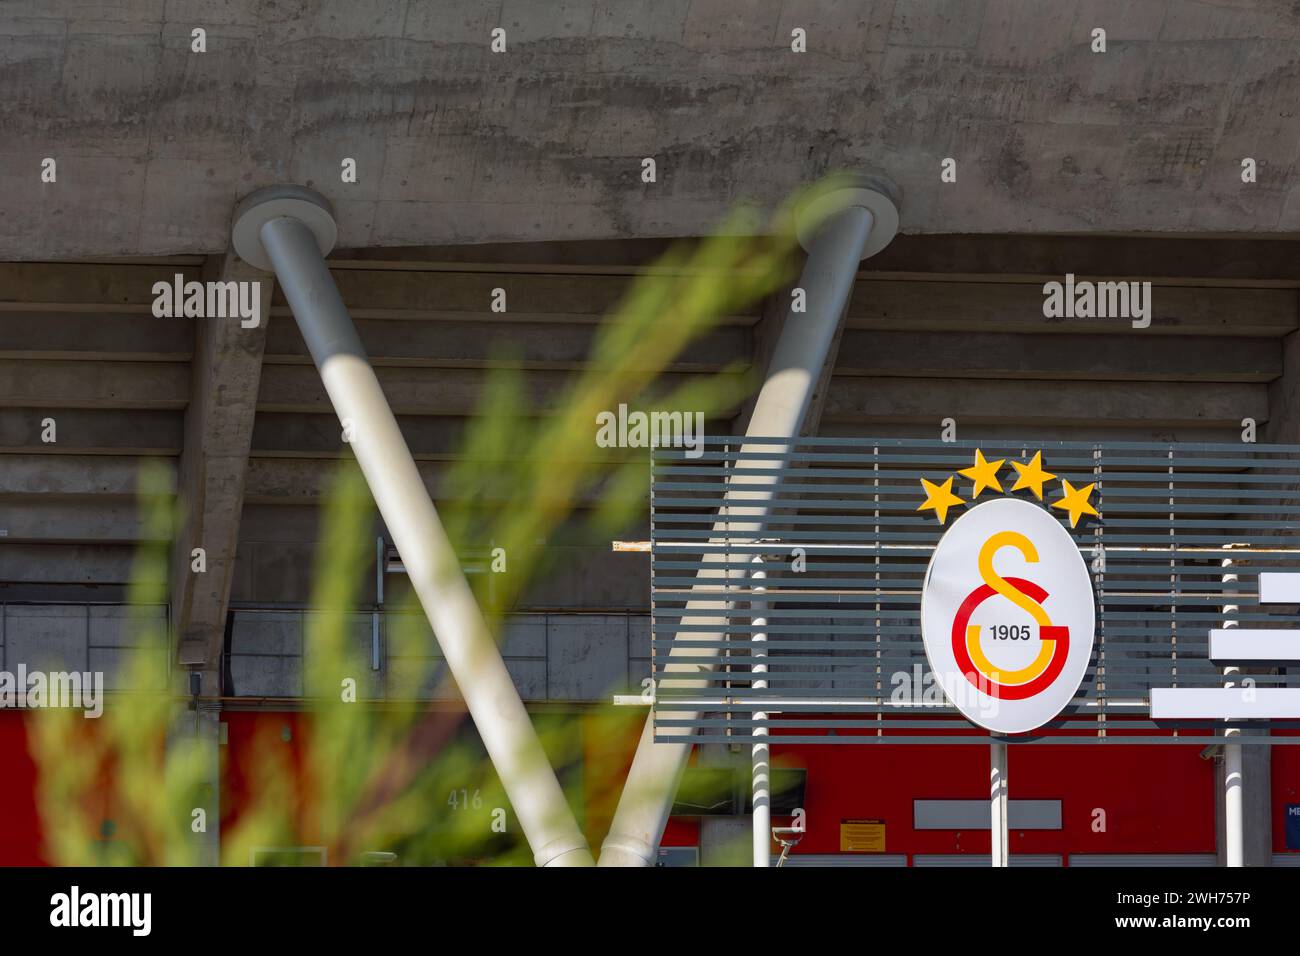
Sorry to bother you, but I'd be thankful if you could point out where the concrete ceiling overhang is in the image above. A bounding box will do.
[3,0,1300,260]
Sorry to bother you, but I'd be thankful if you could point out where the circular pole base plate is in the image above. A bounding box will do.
[796,181,900,259]
[231,185,338,270]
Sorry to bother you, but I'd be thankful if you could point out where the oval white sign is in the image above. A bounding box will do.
[920,497,1095,734]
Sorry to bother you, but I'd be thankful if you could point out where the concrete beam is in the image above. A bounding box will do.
[308,234,1300,285]
[835,331,1282,382]
[245,457,615,505]
[822,378,1268,427]
[0,263,203,307]
[250,411,441,456]
[817,421,1245,443]
[0,499,157,543]
[264,318,746,369]
[0,543,148,585]
[846,283,1298,337]
[863,236,1300,285]
[0,311,192,360]
[249,412,737,458]
[0,359,189,408]
[246,402,1253,457]
[0,408,183,454]
[313,271,646,319]
[255,366,747,416]
[233,501,642,547]
[0,454,171,495]
[7,3,1300,258]
[170,253,273,695]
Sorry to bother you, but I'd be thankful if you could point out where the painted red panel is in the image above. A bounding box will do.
[0,707,1280,865]
[220,710,316,848]
[0,712,44,865]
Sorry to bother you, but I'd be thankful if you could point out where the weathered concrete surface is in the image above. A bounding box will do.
[4,0,1300,259]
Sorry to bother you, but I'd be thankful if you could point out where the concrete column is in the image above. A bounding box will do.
[171,252,273,697]
[1242,740,1272,865]
[167,701,221,866]
[698,744,750,867]
[1214,734,1273,866]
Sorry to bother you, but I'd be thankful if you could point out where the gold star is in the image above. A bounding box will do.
[917,476,965,525]
[1051,479,1100,528]
[1010,451,1056,501]
[958,449,1005,499]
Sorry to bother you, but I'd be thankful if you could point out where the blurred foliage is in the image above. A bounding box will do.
[28,182,848,865]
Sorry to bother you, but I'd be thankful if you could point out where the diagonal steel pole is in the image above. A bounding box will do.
[232,186,593,866]
[599,180,901,866]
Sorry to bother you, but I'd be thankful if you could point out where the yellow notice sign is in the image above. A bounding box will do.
[840,818,885,852]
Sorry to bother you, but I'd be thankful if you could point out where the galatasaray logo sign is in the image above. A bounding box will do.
[918,453,1097,734]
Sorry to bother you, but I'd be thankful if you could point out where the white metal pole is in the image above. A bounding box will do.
[599,181,900,866]
[231,187,594,867]
[751,555,770,867]
[1221,549,1244,867]
[1223,733,1244,867]
[990,741,1008,867]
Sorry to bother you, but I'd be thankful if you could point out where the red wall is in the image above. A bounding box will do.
[220,710,313,842]
[763,742,1217,859]
[3,707,1299,864]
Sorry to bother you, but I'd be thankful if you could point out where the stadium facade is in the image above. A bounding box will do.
[3,0,1300,867]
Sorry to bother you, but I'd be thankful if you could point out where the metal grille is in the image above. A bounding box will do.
[650,437,1300,744]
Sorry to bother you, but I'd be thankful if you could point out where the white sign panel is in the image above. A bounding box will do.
[920,498,1095,734]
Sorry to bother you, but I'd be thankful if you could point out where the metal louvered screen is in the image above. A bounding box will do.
[649,437,1300,745]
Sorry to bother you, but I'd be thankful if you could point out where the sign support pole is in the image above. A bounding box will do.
[1221,547,1245,866]
[990,741,1009,867]
[751,555,770,867]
